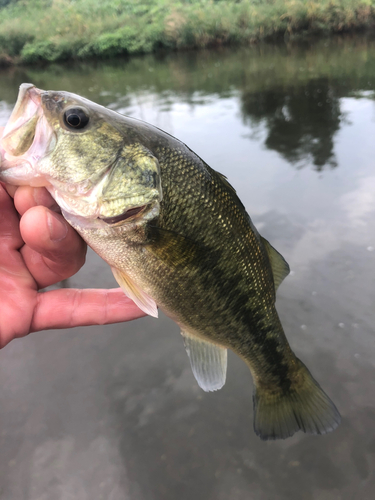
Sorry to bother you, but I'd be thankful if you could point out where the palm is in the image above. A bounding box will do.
[0,184,146,349]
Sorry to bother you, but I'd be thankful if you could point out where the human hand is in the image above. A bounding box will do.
[0,182,147,349]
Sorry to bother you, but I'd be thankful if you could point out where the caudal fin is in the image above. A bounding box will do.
[253,359,341,440]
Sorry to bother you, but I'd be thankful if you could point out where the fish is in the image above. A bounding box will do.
[0,83,341,440]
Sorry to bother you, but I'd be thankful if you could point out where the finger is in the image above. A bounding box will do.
[0,182,18,198]
[14,185,60,216]
[0,184,36,296]
[0,183,23,253]
[30,288,147,332]
[20,206,87,289]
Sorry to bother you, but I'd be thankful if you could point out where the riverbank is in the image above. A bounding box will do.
[0,0,374,66]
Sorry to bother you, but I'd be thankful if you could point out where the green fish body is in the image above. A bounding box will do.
[0,84,341,440]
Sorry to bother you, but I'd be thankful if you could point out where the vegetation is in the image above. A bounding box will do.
[0,0,375,65]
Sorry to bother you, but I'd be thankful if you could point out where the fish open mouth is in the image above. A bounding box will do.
[2,84,42,156]
[100,205,147,225]
[0,84,55,186]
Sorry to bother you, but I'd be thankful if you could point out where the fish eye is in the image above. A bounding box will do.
[63,108,89,130]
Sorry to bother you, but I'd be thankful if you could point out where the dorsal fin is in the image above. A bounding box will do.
[214,170,237,195]
[260,236,290,292]
[181,331,227,392]
[111,267,158,318]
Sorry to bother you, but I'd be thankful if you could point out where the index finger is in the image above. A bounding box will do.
[30,288,147,332]
[20,205,87,289]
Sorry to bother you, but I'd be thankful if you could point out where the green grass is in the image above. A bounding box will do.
[0,0,375,65]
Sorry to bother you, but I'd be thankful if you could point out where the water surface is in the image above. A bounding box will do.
[0,37,375,499]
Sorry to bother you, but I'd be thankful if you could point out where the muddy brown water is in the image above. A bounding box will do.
[0,37,374,499]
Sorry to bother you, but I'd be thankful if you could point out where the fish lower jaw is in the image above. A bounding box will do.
[0,157,53,187]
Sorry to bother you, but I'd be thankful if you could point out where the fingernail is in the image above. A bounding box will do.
[47,211,68,242]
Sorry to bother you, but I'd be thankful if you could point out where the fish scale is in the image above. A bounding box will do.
[0,83,341,440]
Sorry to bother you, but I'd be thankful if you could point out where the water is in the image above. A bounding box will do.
[1,37,375,499]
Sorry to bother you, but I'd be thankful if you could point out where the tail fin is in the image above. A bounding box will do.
[253,359,341,440]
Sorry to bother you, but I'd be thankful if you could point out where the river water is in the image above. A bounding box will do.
[0,37,374,499]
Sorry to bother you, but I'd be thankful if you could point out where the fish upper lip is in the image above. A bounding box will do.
[5,84,42,129]
[1,84,43,158]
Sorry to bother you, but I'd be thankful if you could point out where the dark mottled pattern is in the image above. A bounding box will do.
[133,134,296,392]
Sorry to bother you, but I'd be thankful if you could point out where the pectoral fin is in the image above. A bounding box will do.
[181,331,227,392]
[111,267,158,318]
[260,236,290,292]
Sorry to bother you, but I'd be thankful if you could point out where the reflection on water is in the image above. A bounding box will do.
[241,79,341,170]
[1,36,375,500]
[1,38,375,174]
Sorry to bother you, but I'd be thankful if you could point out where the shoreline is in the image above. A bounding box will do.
[0,0,375,67]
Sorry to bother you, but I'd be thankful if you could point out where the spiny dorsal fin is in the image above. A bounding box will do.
[111,267,158,318]
[181,331,227,392]
[214,170,237,195]
[260,236,290,292]
[146,225,201,267]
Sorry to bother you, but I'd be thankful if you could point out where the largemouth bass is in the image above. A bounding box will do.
[0,84,341,440]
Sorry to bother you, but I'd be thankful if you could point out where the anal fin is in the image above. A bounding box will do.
[181,331,227,392]
[111,267,158,318]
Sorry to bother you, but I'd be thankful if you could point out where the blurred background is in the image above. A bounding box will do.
[0,34,375,499]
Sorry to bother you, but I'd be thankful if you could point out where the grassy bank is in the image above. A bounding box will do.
[0,0,375,66]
